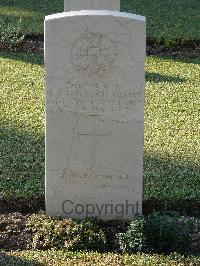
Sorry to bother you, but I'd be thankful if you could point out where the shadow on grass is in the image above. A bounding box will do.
[0,123,200,216]
[0,251,43,266]
[146,72,187,83]
[143,153,200,217]
[1,51,199,70]
[0,52,44,65]
[0,126,45,213]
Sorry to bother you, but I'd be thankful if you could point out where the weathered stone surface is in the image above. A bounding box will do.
[45,10,146,220]
[64,0,120,11]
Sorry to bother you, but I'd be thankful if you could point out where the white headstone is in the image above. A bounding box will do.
[64,0,120,11]
[45,10,146,220]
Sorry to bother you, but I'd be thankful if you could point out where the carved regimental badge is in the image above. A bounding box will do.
[71,33,117,77]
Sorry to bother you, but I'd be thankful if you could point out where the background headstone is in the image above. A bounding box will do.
[45,10,146,220]
[64,0,120,11]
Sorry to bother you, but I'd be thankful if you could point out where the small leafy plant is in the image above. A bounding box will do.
[0,17,24,49]
[26,214,107,252]
[144,213,194,253]
[117,216,145,253]
[117,213,195,254]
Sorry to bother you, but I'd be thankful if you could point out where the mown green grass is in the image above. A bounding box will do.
[144,56,200,204]
[0,0,63,36]
[121,0,200,43]
[1,250,200,266]
[0,53,44,200]
[0,53,199,209]
[0,0,199,41]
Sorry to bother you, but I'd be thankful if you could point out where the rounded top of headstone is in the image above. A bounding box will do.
[45,10,146,23]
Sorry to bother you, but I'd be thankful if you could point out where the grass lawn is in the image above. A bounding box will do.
[144,56,200,212]
[0,53,44,201]
[0,52,199,212]
[0,0,199,42]
[1,250,200,266]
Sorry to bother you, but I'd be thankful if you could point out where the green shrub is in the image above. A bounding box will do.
[117,213,195,254]
[26,214,107,252]
[0,17,24,48]
[144,213,194,254]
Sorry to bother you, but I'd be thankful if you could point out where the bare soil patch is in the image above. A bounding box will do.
[0,38,199,59]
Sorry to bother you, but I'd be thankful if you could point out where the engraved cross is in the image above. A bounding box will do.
[78,116,112,169]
